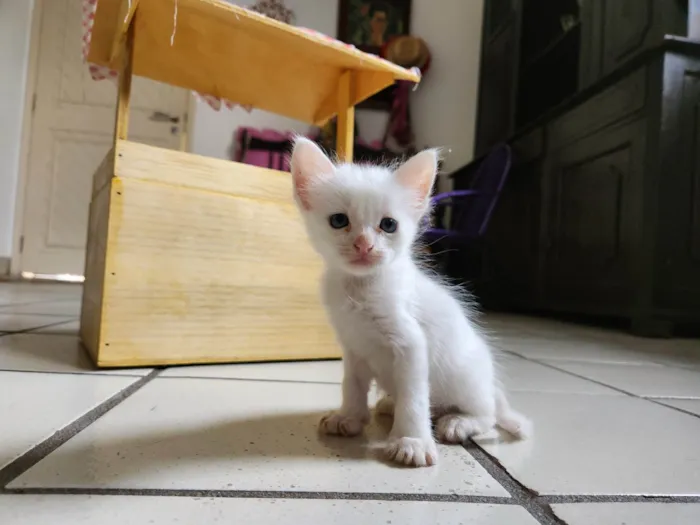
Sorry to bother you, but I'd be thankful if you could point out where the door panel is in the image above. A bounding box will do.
[20,0,189,276]
[543,119,647,311]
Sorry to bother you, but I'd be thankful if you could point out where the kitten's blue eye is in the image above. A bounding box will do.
[379,217,398,233]
[329,213,350,229]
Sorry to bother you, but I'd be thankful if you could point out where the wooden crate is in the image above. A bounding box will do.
[81,141,338,367]
[80,0,419,366]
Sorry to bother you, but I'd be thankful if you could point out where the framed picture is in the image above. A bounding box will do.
[337,0,412,56]
[337,0,412,109]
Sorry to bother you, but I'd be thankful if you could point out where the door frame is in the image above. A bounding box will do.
[10,0,196,277]
[10,0,43,277]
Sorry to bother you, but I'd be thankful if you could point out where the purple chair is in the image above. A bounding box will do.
[423,144,512,257]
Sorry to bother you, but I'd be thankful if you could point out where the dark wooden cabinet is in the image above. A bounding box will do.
[474,0,521,155]
[461,35,700,334]
[653,52,700,315]
[475,0,689,156]
[579,0,687,88]
[542,119,647,313]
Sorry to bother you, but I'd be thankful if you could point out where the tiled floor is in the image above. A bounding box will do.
[1,283,699,524]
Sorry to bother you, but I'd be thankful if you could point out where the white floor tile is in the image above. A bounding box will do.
[0,334,152,376]
[32,320,80,335]
[552,503,700,525]
[161,359,343,382]
[10,379,509,496]
[544,361,700,398]
[0,283,81,306]
[474,392,700,495]
[495,336,663,365]
[0,495,539,525]
[0,301,80,317]
[0,314,75,333]
[498,355,618,395]
[655,399,700,417]
[0,371,137,469]
[161,348,617,396]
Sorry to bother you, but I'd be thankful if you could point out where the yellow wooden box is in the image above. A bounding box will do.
[80,0,420,367]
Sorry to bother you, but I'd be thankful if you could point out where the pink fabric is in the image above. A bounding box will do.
[235,128,298,171]
[81,1,420,114]
[356,138,385,150]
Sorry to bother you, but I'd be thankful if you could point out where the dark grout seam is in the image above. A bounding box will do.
[0,487,514,504]
[0,368,148,379]
[540,494,700,504]
[506,351,700,422]
[0,369,163,488]
[157,375,342,386]
[464,442,567,525]
[0,318,80,338]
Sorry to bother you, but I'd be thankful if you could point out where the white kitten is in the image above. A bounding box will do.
[290,137,531,468]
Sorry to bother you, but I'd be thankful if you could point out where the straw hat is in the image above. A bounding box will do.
[381,35,431,73]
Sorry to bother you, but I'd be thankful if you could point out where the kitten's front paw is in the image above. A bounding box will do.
[319,412,366,437]
[383,437,438,467]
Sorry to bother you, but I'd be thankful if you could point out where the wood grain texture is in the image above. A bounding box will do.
[88,0,419,124]
[80,151,116,362]
[110,0,140,62]
[114,18,135,142]
[335,71,355,162]
[114,140,292,202]
[83,141,340,367]
[96,174,338,367]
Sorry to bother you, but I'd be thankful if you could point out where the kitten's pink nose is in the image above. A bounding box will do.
[353,235,374,255]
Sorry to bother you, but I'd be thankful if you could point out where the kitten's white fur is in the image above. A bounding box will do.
[291,137,531,468]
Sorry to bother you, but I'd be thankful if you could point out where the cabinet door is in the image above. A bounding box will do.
[543,120,647,313]
[654,53,700,313]
[474,0,521,156]
[580,0,686,88]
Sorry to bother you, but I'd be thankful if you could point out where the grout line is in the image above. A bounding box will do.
[0,368,149,379]
[0,487,515,503]
[156,375,342,386]
[464,442,567,525]
[0,318,80,338]
[0,369,163,488]
[2,487,699,505]
[644,396,700,401]
[507,352,700,421]
[540,494,700,504]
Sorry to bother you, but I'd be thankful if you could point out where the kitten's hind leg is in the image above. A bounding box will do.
[434,378,497,443]
[435,413,495,444]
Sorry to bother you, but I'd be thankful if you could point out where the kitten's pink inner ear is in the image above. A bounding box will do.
[395,149,439,205]
[290,137,335,211]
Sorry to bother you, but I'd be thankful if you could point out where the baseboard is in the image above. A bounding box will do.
[0,257,10,277]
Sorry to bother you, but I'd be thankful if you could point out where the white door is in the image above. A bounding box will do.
[19,0,190,276]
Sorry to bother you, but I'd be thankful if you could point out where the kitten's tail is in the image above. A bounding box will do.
[495,389,533,439]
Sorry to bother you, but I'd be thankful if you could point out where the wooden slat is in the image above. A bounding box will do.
[88,0,420,124]
[97,175,338,367]
[110,0,140,62]
[80,151,116,362]
[114,140,293,202]
[114,17,135,142]
[335,71,355,162]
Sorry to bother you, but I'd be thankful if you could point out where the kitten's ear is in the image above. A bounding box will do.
[394,148,440,208]
[290,137,335,210]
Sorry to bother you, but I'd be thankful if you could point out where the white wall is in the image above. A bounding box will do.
[411,0,484,175]
[0,0,35,260]
[191,0,484,184]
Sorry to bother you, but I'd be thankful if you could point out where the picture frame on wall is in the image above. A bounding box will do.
[337,0,412,109]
